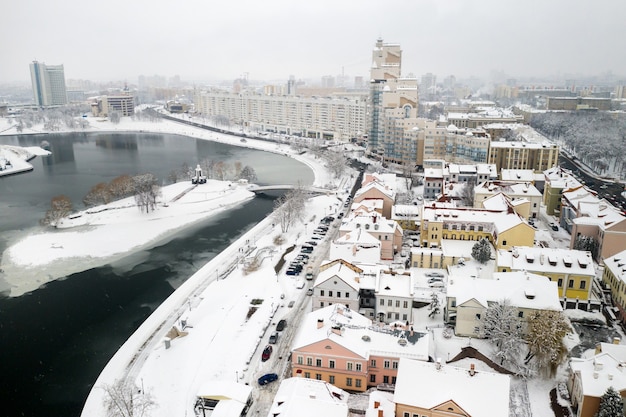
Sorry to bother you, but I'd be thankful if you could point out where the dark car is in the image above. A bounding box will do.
[258,373,278,386]
[276,319,287,331]
[261,345,272,361]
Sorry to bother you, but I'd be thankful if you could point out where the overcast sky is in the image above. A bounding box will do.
[2,0,625,85]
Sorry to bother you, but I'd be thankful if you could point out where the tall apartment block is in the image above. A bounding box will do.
[368,38,419,167]
[29,61,68,107]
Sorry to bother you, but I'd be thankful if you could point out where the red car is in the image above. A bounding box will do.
[262,345,272,362]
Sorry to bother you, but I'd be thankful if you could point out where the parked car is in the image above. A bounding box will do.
[286,269,300,276]
[305,241,318,246]
[276,319,287,331]
[258,373,278,386]
[429,281,445,288]
[425,271,444,278]
[261,345,273,361]
[269,332,279,344]
[306,288,313,296]
[551,224,559,231]
[428,277,443,284]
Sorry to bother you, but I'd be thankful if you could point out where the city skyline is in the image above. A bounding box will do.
[2,0,626,85]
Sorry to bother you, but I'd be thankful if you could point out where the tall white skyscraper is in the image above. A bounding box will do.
[30,61,68,107]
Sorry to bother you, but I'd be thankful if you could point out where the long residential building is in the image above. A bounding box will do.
[194,89,368,141]
[29,61,67,107]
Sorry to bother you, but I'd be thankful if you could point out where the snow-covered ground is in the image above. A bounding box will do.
[0,115,339,297]
[3,114,620,417]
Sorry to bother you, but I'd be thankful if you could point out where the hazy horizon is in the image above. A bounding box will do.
[2,0,625,85]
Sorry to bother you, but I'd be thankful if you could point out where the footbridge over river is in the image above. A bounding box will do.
[247,184,333,195]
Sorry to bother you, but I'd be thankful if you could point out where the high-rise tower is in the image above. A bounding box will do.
[368,39,419,166]
[30,61,68,107]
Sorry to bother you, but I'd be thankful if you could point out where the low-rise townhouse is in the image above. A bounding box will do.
[601,249,626,326]
[419,206,535,251]
[353,182,396,219]
[291,304,431,392]
[312,260,363,312]
[266,377,350,417]
[394,357,511,417]
[473,180,542,218]
[568,350,626,417]
[339,212,403,260]
[445,271,562,337]
[497,246,596,309]
[543,166,582,216]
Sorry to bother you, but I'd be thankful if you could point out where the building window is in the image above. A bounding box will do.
[329,291,333,297]
[297,356,303,365]
[384,360,390,369]
[558,278,563,287]
[329,360,335,369]
[320,290,325,296]
[387,312,392,319]
[329,375,335,384]
[502,240,507,246]
[404,413,410,417]
[337,292,341,298]
[475,314,481,320]
[518,311,524,318]
[320,302,325,307]
[345,292,349,298]
[568,280,574,288]
[395,300,400,307]
[580,280,586,290]
[356,363,362,371]
[403,301,408,308]
[316,373,322,380]
[307,357,313,366]
[371,359,376,367]
[356,379,362,388]
[383,375,389,383]
[380,299,384,306]
[403,314,407,321]
[316,359,322,367]
[370,374,376,383]
[395,313,400,319]
[392,376,397,384]
[392,361,398,369]
[305,372,311,378]
[347,362,353,371]
[388,299,392,306]
[346,377,353,387]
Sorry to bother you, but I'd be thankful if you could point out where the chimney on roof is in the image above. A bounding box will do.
[378,409,384,417]
[374,401,380,409]
[469,363,476,376]
[317,319,324,329]
[436,358,442,370]
[614,337,621,345]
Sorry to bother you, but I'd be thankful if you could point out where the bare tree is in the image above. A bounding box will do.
[273,186,307,233]
[326,152,345,179]
[102,379,156,417]
[109,175,135,200]
[41,195,73,226]
[460,177,476,207]
[238,165,258,182]
[133,173,161,213]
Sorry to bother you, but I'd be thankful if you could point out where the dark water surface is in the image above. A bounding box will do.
[0,132,312,416]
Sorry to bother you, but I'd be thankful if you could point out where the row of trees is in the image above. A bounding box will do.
[167,160,258,184]
[531,112,626,178]
[43,173,162,226]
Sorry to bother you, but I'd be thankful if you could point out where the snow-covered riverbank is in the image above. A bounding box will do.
[0,115,338,297]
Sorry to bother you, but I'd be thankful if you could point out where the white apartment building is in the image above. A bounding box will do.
[30,61,67,107]
[194,89,367,142]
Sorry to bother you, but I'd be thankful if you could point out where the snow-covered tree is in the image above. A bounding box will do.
[480,300,524,365]
[326,152,345,179]
[238,165,258,182]
[573,235,599,259]
[471,238,491,264]
[102,379,156,417]
[429,292,440,317]
[460,177,476,207]
[83,182,112,207]
[109,175,135,200]
[41,195,73,226]
[133,173,161,213]
[595,386,624,417]
[273,186,306,233]
[525,309,570,377]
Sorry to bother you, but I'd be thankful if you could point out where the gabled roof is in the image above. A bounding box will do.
[291,305,430,361]
[314,260,363,290]
[394,358,510,417]
[354,181,395,200]
[447,271,562,311]
[268,378,349,417]
[570,352,626,397]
